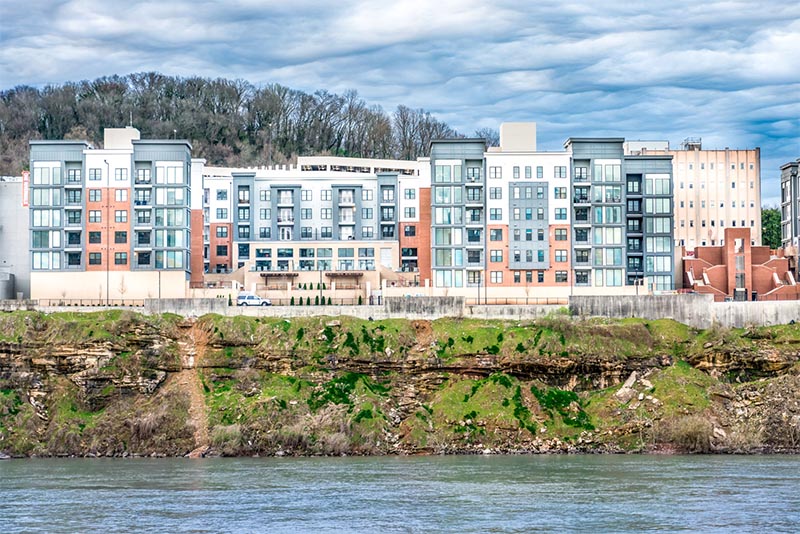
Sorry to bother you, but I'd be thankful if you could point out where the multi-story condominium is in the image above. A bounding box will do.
[427,124,674,299]
[28,128,197,301]
[27,124,676,302]
[195,156,431,302]
[780,159,800,264]
[625,139,761,249]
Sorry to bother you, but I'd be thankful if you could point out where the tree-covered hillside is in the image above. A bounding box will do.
[0,73,473,175]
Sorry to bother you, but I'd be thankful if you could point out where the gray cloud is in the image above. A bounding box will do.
[1,0,798,204]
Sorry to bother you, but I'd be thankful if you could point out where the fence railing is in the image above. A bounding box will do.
[38,299,146,307]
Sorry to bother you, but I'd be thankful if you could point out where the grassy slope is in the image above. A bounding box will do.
[1,311,798,456]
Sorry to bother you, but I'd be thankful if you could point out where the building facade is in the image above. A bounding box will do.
[28,128,196,301]
[626,139,761,249]
[780,159,800,250]
[195,156,430,303]
[0,176,30,298]
[25,124,684,302]
[683,228,799,301]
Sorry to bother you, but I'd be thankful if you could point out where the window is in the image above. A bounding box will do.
[301,208,312,220]
[362,189,373,201]
[362,226,373,238]
[115,210,128,223]
[301,190,312,201]
[490,208,502,220]
[89,231,101,244]
[114,231,127,244]
[321,208,332,219]
[536,166,543,179]
[490,271,502,283]
[114,252,127,265]
[362,208,373,219]
[89,168,102,181]
[66,169,81,183]
[490,250,503,262]
[216,189,228,200]
[67,210,81,224]
[300,227,312,239]
[526,208,533,220]
[555,250,567,262]
[489,167,502,179]
[114,168,128,181]
[404,207,416,218]
[513,166,520,179]
[259,190,270,202]
[513,208,520,220]
[554,166,567,178]
[489,187,502,199]
[115,189,127,202]
[537,187,544,199]
[537,271,544,283]
[89,252,101,265]
[554,187,567,199]
[238,207,250,221]
[555,271,568,283]
[404,188,415,199]
[321,227,332,238]
[490,229,503,241]
[216,208,228,219]
[216,245,228,256]
[237,186,250,204]
[89,189,101,202]
[261,208,271,220]
[525,166,532,179]
[321,190,332,201]
[239,226,250,239]
[404,225,416,237]
[555,208,567,220]
[381,187,395,202]
[259,227,271,239]
[89,210,101,223]
[554,229,567,241]
[575,167,588,181]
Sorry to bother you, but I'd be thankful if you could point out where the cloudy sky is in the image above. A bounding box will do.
[1,0,798,204]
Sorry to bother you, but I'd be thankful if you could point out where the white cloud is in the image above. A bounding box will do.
[1,0,798,203]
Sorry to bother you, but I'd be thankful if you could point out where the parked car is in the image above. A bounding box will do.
[237,293,271,306]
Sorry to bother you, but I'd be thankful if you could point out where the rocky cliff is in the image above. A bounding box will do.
[0,310,798,457]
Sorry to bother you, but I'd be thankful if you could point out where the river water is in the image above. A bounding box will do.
[1,455,798,533]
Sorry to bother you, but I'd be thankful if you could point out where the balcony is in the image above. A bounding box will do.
[465,193,484,204]
[277,196,293,207]
[338,218,356,225]
[466,217,484,226]
[134,199,152,207]
[277,217,295,225]
[338,195,355,206]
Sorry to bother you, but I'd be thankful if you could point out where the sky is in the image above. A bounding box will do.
[0,0,798,205]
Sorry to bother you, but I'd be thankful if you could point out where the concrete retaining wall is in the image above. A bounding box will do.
[2,295,797,329]
[570,295,800,329]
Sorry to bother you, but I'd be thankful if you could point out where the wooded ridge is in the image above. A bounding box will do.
[0,72,499,176]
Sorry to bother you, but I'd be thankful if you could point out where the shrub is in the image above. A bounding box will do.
[290,297,295,306]
[655,415,712,453]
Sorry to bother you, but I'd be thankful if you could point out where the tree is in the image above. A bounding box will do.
[474,127,500,148]
[762,207,781,249]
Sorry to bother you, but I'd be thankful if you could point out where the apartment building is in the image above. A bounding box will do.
[626,140,761,249]
[26,124,680,301]
[426,125,674,299]
[780,159,800,251]
[28,128,197,301]
[196,156,430,302]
